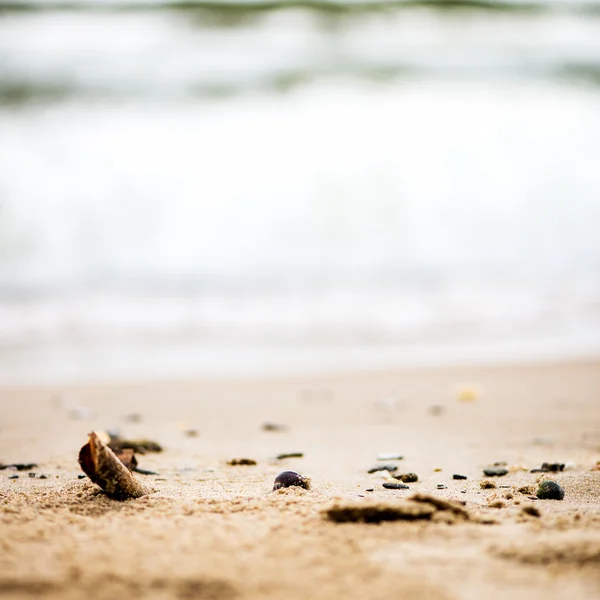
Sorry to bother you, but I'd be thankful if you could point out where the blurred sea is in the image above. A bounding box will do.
[1,0,600,384]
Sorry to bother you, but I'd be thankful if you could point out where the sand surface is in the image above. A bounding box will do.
[1,360,599,600]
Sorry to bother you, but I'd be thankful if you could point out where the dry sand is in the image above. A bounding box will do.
[1,360,599,600]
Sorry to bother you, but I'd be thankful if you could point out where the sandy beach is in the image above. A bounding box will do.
[0,359,599,600]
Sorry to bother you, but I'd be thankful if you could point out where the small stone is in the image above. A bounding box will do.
[227,458,257,466]
[39,474,48,479]
[368,464,398,474]
[9,474,18,479]
[394,473,418,483]
[530,462,565,473]
[78,474,87,479]
[124,413,143,423]
[480,480,496,489]
[28,472,36,478]
[536,480,564,500]
[453,474,467,480]
[273,470,310,491]
[437,484,447,490]
[382,482,409,490]
[276,453,304,460]
[365,488,374,492]
[483,467,508,477]
[69,406,96,421]
[489,500,505,508]
[522,505,541,517]
[262,422,287,432]
[376,453,404,461]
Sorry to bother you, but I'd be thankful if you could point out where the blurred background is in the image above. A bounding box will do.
[0,0,599,385]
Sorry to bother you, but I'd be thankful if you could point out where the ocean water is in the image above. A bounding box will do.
[1,0,600,384]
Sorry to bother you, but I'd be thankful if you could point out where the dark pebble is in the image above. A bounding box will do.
[522,505,541,517]
[437,484,447,489]
[39,474,48,479]
[78,474,87,479]
[368,464,398,474]
[365,488,374,492]
[530,462,565,473]
[0,463,38,471]
[273,470,310,491]
[28,472,36,478]
[536,480,565,500]
[276,453,304,460]
[227,458,257,466]
[9,474,18,479]
[453,474,467,480]
[382,482,409,490]
[394,472,418,483]
[483,467,509,477]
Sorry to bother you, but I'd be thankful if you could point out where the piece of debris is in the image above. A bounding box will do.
[453,474,467,480]
[8,474,18,480]
[394,473,418,483]
[522,505,541,517]
[273,470,310,491]
[108,437,163,454]
[365,488,374,492]
[368,464,398,474]
[325,492,472,524]
[276,453,304,460]
[227,458,257,466]
[262,422,287,432]
[39,474,48,479]
[480,480,497,489]
[382,482,409,490]
[437,484,448,490]
[536,480,565,500]
[325,501,436,523]
[376,453,404,461]
[0,463,38,471]
[483,467,509,477]
[79,432,151,500]
[78,474,86,479]
[28,472,36,478]
[123,413,143,423]
[454,383,483,402]
[530,462,565,473]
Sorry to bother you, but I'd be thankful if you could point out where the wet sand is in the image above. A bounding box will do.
[1,359,599,600]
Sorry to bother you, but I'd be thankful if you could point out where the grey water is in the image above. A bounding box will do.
[1,0,600,383]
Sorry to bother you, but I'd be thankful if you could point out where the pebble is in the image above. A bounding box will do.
[536,480,565,500]
[382,482,409,490]
[276,453,304,460]
[437,484,447,490]
[365,488,374,492]
[69,406,97,421]
[522,505,541,517]
[483,467,508,477]
[78,474,87,479]
[262,422,287,433]
[273,470,310,491]
[227,458,257,466]
[530,462,565,473]
[9,474,18,479]
[395,473,418,483]
[376,453,404,461]
[453,474,467,480]
[39,474,47,479]
[368,464,398,474]
[28,472,36,478]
